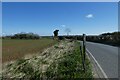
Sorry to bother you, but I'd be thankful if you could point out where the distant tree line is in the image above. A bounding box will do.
[58,32,120,46]
[86,32,120,47]
[2,31,120,46]
[3,32,40,39]
[58,35,83,40]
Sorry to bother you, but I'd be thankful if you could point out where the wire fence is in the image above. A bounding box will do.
[80,34,86,72]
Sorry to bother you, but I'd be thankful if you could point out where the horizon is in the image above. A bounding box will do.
[1,31,119,37]
[2,2,118,36]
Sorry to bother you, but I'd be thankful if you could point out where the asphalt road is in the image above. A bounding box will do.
[85,42,118,78]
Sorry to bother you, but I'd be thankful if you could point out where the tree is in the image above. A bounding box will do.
[53,30,59,40]
[53,30,59,37]
[11,32,40,39]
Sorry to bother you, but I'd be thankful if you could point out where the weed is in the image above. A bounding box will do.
[45,42,93,79]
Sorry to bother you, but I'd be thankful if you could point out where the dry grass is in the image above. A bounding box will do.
[2,38,57,62]
[2,40,75,78]
[2,41,93,79]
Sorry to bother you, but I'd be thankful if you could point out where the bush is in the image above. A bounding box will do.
[11,32,40,39]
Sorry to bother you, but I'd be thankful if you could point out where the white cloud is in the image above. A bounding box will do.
[86,14,93,18]
[61,25,66,28]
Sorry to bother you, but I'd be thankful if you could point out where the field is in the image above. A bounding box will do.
[2,38,57,62]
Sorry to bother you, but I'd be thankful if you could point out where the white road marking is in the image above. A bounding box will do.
[86,48,108,79]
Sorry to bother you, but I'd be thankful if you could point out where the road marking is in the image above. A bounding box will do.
[86,48,108,79]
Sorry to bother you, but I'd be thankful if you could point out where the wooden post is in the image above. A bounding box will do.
[83,34,86,72]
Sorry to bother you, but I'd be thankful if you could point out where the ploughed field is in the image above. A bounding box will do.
[2,38,57,62]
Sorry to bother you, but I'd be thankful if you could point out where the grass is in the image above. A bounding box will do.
[0,38,1,46]
[2,41,93,79]
[45,42,93,79]
[2,38,57,62]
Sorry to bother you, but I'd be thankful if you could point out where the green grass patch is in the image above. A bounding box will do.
[45,42,93,79]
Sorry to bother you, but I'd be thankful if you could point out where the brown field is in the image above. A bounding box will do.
[2,38,57,62]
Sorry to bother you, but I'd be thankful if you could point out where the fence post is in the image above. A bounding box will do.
[83,34,86,72]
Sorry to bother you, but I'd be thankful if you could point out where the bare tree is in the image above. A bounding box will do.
[65,28,71,36]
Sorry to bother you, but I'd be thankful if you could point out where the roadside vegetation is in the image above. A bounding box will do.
[46,42,93,79]
[2,40,93,79]
[86,32,120,47]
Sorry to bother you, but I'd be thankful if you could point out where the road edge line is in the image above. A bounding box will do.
[86,48,108,79]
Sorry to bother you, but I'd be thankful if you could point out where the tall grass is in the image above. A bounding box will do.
[2,41,93,79]
[45,42,93,79]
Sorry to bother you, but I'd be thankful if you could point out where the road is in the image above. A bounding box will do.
[85,42,118,78]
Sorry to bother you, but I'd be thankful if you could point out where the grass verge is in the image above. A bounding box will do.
[2,41,93,79]
[45,41,93,79]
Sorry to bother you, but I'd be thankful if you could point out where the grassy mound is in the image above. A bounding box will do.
[2,41,93,79]
[45,42,93,79]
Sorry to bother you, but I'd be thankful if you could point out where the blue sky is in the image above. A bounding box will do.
[2,2,118,36]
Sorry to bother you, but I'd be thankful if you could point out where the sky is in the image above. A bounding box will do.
[2,2,118,36]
